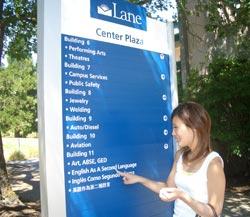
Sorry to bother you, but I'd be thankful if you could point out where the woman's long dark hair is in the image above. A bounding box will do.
[171,101,212,162]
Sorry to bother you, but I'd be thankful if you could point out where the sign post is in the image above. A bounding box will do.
[38,0,178,217]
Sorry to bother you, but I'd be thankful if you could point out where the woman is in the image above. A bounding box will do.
[119,102,226,217]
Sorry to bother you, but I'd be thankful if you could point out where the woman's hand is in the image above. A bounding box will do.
[119,171,142,185]
[118,170,167,193]
[159,187,183,202]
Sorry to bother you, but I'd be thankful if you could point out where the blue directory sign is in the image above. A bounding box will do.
[38,0,177,216]
[61,33,174,216]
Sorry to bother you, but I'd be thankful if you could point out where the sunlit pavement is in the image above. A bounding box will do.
[223,189,250,217]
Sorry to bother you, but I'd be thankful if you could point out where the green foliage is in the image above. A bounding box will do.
[202,0,250,40]
[8,150,26,161]
[192,0,250,57]
[1,0,37,62]
[183,42,250,159]
[0,59,37,137]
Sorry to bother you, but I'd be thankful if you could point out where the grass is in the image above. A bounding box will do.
[3,143,39,161]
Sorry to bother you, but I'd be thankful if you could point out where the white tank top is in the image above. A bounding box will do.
[173,151,223,217]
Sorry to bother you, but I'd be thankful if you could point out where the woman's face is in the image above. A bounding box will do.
[172,116,197,149]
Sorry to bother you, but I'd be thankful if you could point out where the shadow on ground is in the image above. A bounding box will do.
[0,159,41,217]
[7,159,40,203]
[223,185,250,217]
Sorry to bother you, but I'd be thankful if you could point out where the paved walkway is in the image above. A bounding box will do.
[6,159,250,217]
[223,187,250,216]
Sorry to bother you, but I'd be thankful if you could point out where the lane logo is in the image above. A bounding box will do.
[97,4,112,17]
[97,3,142,25]
[91,0,147,31]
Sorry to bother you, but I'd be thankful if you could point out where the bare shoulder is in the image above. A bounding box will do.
[208,156,224,175]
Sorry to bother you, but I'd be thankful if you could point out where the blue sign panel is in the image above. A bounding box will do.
[61,34,174,217]
[91,0,147,31]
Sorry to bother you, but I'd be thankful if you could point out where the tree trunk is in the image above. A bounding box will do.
[0,131,23,207]
[178,15,190,89]
[176,0,190,90]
